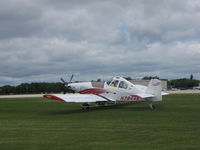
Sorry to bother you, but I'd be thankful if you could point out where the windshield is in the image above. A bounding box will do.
[109,80,119,87]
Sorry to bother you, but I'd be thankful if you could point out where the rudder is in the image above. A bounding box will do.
[145,79,162,101]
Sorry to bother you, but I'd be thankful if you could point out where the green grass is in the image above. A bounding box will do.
[0,94,199,150]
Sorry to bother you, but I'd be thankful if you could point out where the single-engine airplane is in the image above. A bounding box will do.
[43,76,168,110]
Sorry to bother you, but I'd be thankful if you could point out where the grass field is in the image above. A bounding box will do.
[0,94,199,150]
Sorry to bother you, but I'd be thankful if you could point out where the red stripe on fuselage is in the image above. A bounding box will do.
[130,94,142,99]
[79,88,108,94]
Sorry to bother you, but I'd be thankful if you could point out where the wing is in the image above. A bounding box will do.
[43,94,109,103]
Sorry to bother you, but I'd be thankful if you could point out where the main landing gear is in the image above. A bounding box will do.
[81,102,106,110]
[96,101,105,106]
[148,103,156,109]
[81,103,90,110]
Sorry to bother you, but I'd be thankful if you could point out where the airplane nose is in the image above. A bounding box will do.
[63,85,75,93]
[68,85,74,89]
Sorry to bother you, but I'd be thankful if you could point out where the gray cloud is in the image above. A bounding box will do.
[0,0,200,85]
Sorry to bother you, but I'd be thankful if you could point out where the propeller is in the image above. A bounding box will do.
[60,74,75,94]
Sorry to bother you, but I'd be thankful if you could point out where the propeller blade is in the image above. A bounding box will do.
[60,78,67,84]
[69,74,74,83]
[61,74,75,94]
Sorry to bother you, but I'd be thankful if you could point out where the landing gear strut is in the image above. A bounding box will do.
[148,103,156,109]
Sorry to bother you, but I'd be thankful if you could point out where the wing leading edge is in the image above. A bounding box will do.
[43,94,109,103]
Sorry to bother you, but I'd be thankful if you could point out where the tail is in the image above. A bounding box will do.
[145,79,162,101]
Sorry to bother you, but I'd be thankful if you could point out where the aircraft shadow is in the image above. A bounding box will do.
[47,103,154,115]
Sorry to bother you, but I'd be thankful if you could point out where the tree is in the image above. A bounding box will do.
[0,82,65,95]
[190,74,193,80]
[0,85,15,95]
[142,76,159,80]
[124,77,132,80]
[169,78,199,89]
[97,78,101,82]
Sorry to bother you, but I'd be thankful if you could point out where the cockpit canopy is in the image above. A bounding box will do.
[107,77,130,89]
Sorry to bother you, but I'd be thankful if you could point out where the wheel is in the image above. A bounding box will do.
[148,103,156,109]
[96,101,105,106]
[82,103,89,110]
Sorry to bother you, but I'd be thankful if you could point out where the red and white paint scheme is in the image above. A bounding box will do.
[43,77,168,109]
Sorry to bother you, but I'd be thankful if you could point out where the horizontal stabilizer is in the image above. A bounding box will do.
[162,92,169,96]
[131,93,154,99]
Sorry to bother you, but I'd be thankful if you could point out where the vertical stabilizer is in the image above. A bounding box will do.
[145,79,162,101]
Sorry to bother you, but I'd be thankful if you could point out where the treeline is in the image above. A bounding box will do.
[168,78,199,89]
[0,77,199,95]
[0,82,65,95]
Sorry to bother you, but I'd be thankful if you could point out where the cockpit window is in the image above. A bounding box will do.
[119,81,128,89]
[109,80,119,87]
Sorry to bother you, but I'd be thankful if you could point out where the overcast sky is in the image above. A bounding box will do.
[0,0,200,85]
